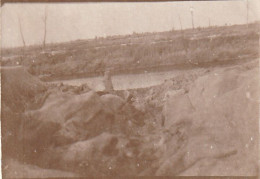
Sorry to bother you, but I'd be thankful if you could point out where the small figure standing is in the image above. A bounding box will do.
[104,69,114,93]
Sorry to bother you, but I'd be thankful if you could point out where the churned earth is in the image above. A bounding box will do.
[1,59,259,177]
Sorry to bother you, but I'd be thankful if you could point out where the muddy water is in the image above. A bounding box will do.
[52,70,184,91]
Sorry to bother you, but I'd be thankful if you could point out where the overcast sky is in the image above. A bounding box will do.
[2,1,260,48]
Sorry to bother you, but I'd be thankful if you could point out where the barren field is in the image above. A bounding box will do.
[1,23,259,177]
[2,23,259,80]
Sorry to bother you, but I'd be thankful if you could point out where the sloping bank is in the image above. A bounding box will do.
[1,61,259,177]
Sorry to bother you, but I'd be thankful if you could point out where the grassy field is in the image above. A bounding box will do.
[2,22,259,80]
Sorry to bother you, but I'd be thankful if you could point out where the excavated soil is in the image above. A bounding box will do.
[1,60,259,177]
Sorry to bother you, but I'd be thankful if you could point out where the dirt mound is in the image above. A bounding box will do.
[2,63,258,176]
[39,132,142,176]
[157,66,259,175]
[1,67,47,159]
[9,84,145,169]
[1,67,46,113]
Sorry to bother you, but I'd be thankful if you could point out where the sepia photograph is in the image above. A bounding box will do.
[1,0,260,177]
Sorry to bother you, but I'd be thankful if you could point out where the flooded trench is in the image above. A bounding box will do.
[50,70,187,91]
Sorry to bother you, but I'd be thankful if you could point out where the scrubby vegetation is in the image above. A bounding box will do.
[2,23,259,81]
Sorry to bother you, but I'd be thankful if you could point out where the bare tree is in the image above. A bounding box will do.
[190,6,194,29]
[42,6,48,48]
[18,16,26,47]
[178,14,183,31]
[178,15,188,55]
[246,0,249,27]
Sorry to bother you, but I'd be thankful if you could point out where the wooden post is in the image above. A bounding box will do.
[104,69,114,93]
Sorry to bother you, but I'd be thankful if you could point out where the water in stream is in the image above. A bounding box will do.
[51,70,184,91]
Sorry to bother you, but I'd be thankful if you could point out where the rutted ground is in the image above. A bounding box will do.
[2,59,259,177]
